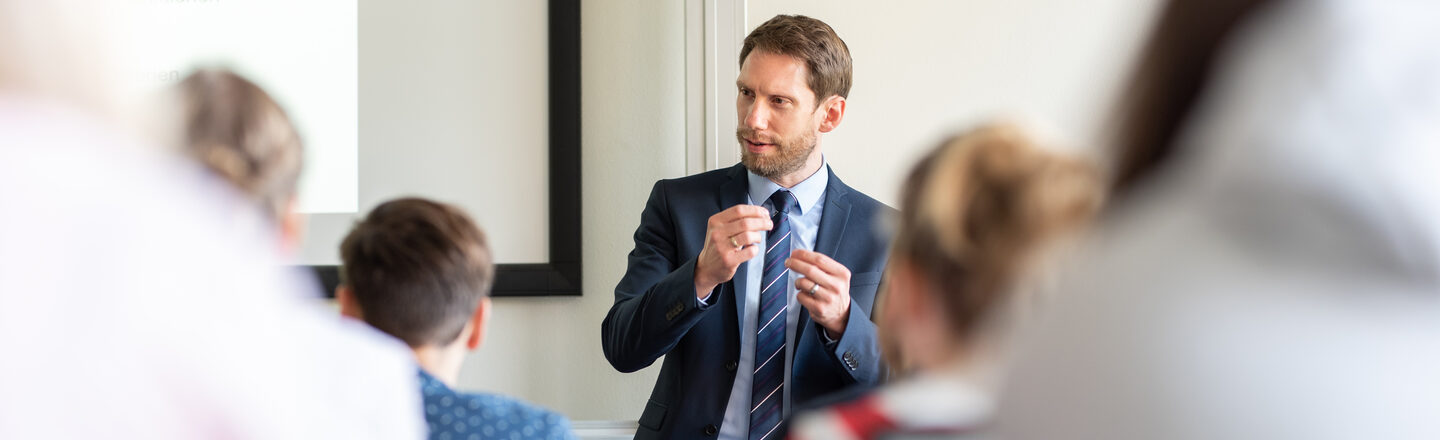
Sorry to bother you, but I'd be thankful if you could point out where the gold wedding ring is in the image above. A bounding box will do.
[729,236,741,249]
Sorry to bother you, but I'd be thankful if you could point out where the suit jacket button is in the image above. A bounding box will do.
[703,424,718,436]
[666,302,684,321]
[725,360,738,372]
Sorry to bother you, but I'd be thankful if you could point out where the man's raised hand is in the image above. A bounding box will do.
[693,205,773,298]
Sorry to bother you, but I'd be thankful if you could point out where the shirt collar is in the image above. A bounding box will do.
[417,369,449,393]
[746,157,829,215]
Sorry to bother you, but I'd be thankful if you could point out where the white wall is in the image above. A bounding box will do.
[451,0,687,421]
[131,0,361,214]
[299,0,551,266]
[746,0,1161,206]
[296,0,683,422]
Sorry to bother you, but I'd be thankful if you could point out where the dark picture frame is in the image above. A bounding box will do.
[311,0,582,297]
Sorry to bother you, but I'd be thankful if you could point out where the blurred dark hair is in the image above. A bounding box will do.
[178,69,302,222]
[1109,0,1275,197]
[340,197,494,348]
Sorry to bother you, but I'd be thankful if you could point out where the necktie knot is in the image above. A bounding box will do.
[768,190,799,218]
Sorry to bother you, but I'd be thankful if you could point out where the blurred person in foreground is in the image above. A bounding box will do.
[998,0,1440,439]
[169,67,430,435]
[789,124,1102,439]
[0,3,425,438]
[335,197,577,440]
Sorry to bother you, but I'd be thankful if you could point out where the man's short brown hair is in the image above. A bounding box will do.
[740,14,853,104]
[179,69,302,222]
[340,197,495,348]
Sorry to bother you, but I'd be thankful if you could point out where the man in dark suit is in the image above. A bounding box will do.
[602,15,893,440]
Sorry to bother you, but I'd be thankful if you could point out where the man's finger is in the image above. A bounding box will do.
[734,244,761,263]
[798,277,824,296]
[787,252,843,280]
[790,249,850,279]
[787,258,840,293]
[723,216,773,233]
[731,231,764,248]
[795,287,820,308]
[720,204,770,221]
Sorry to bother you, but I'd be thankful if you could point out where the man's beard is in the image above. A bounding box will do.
[737,127,817,179]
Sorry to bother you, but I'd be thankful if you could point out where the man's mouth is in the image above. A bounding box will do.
[744,138,774,153]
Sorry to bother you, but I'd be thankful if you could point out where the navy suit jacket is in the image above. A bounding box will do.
[602,164,894,440]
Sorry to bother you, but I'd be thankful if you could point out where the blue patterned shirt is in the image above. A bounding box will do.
[418,370,576,440]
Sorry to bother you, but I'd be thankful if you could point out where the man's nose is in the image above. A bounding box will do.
[743,102,768,131]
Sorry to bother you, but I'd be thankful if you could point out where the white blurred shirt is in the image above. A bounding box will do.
[998,1,1440,439]
[0,98,426,439]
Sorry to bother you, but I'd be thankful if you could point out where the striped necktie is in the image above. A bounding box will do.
[750,189,797,440]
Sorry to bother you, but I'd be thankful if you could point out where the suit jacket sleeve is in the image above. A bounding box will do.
[821,297,883,385]
[602,180,715,373]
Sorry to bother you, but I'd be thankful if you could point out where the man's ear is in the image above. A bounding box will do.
[336,285,363,320]
[817,95,847,133]
[464,297,492,351]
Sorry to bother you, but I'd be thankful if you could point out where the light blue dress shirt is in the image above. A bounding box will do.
[698,160,829,440]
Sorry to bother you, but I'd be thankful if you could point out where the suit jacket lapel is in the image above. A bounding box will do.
[814,167,852,260]
[797,167,853,345]
[717,164,750,341]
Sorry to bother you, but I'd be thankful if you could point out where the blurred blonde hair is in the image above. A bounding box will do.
[178,69,303,223]
[888,123,1103,346]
